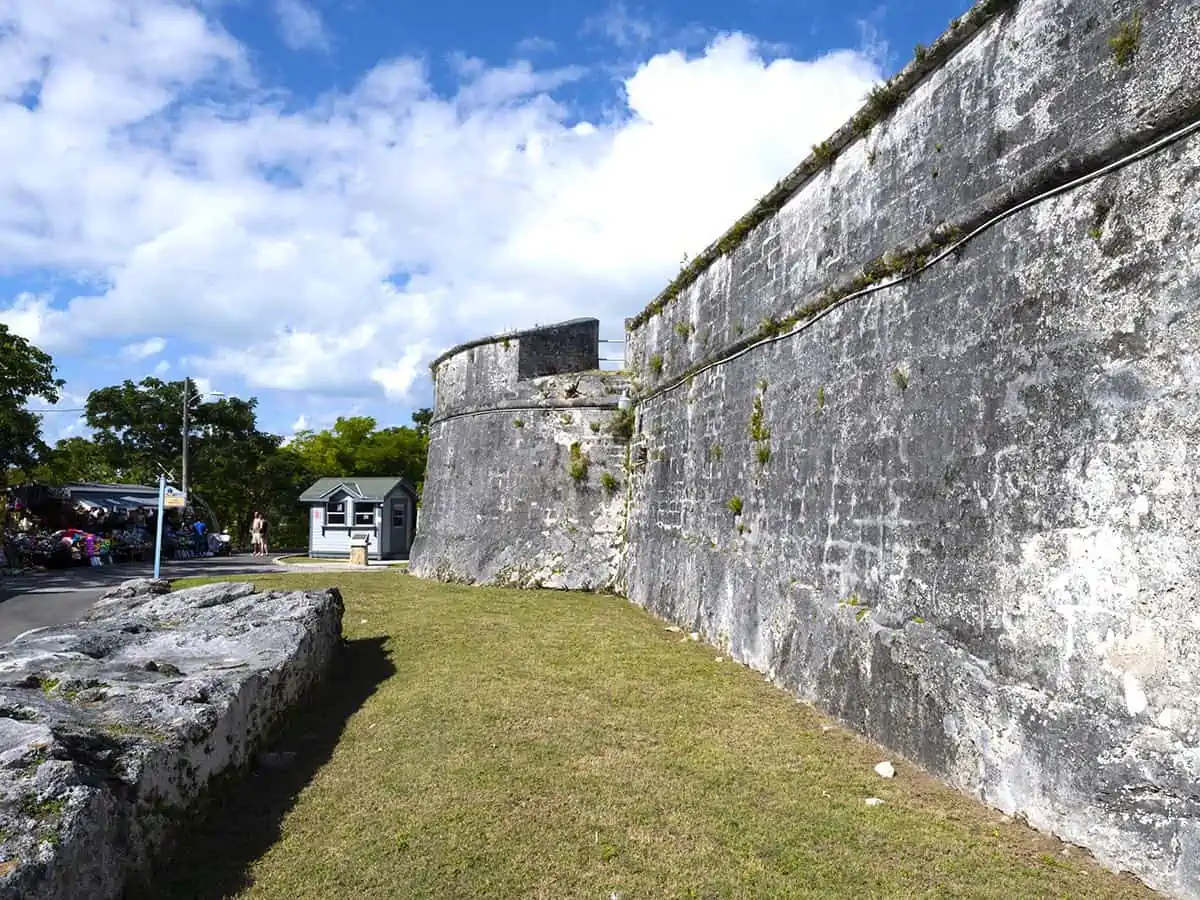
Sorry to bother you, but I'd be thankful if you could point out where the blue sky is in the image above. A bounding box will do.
[0,0,971,442]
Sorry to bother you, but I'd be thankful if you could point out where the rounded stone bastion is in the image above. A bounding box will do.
[410,318,633,591]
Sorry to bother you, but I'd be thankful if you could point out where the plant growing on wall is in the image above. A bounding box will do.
[600,472,618,493]
[568,442,589,483]
[892,368,909,392]
[749,395,770,442]
[749,388,771,467]
[727,496,743,516]
[649,354,664,376]
[609,408,636,442]
[1109,11,1142,67]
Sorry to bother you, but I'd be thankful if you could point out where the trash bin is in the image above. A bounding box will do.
[349,536,369,567]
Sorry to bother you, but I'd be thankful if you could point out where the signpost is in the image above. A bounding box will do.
[153,474,166,579]
[152,480,186,579]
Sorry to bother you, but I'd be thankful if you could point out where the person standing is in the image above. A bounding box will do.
[250,511,264,556]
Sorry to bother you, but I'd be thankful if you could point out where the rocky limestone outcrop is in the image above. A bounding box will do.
[0,577,344,900]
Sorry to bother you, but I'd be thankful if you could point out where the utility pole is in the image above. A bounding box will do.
[181,377,190,499]
[180,379,223,505]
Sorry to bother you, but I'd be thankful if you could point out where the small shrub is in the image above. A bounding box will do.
[649,353,664,376]
[852,83,903,135]
[756,445,772,466]
[600,472,618,493]
[609,407,635,442]
[727,496,743,516]
[892,368,909,391]
[1109,11,1142,68]
[760,317,783,338]
[568,442,589,483]
[914,43,928,63]
[560,413,572,425]
[674,321,694,340]
[817,385,826,409]
[749,395,770,443]
[513,418,524,428]
[710,444,723,460]
[1088,226,1103,241]
[590,421,601,433]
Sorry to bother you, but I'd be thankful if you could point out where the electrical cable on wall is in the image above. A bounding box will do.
[636,112,1200,408]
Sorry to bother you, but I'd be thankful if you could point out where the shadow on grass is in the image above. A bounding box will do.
[130,636,395,900]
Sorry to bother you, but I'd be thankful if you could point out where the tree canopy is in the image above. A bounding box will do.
[0,324,63,483]
[28,373,432,548]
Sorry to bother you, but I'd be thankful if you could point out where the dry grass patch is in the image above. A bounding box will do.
[146,572,1154,900]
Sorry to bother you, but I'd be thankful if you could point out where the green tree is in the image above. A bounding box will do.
[288,414,430,494]
[83,377,292,539]
[0,325,63,491]
[33,437,120,484]
[411,407,433,437]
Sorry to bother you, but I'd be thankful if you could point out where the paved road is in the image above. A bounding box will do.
[0,555,289,644]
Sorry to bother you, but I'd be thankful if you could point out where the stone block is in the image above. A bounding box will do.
[0,577,344,900]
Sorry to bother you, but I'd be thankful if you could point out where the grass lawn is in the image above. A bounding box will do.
[148,572,1154,900]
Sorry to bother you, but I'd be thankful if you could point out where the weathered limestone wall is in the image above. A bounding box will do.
[410,0,1200,893]
[411,320,632,590]
[621,0,1200,896]
[0,578,344,900]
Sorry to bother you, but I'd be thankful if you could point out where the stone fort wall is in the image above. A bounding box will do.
[412,0,1200,894]
[410,319,632,590]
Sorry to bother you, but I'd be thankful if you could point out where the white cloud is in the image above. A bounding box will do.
[153,359,171,375]
[291,414,308,431]
[189,376,217,397]
[515,36,556,55]
[0,1,882,414]
[274,0,329,52]
[121,336,167,360]
[1,293,61,349]
[583,3,655,49]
